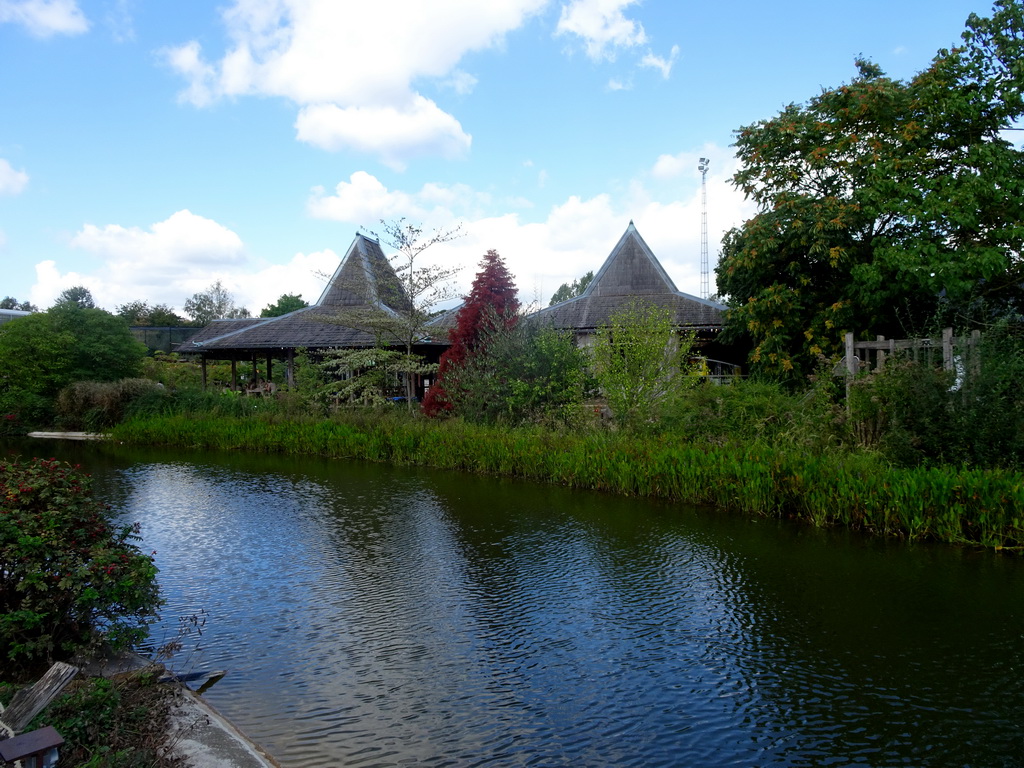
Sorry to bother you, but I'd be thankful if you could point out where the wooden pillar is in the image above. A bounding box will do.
[942,327,954,372]
[876,334,886,371]
[845,332,855,411]
[251,353,259,384]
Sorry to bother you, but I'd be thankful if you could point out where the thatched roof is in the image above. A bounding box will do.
[177,233,422,355]
[529,222,725,331]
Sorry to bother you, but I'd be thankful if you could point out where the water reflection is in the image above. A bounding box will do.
[4,439,1024,767]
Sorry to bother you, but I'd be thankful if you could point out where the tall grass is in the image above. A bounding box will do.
[111,409,1024,550]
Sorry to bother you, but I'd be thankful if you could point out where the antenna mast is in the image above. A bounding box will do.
[698,157,710,300]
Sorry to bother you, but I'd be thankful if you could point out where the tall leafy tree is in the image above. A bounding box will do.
[329,219,462,409]
[261,293,309,317]
[549,270,594,306]
[0,297,37,311]
[116,301,184,326]
[0,305,147,426]
[53,285,96,309]
[716,1,1024,381]
[423,249,519,416]
[590,300,698,432]
[183,280,251,325]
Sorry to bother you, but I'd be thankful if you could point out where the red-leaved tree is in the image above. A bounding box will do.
[423,250,519,416]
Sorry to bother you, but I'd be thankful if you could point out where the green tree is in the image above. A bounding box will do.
[444,320,593,427]
[261,293,309,317]
[590,299,699,432]
[183,280,250,325]
[331,219,462,408]
[423,249,519,416]
[0,306,147,427]
[316,348,434,406]
[0,296,37,311]
[549,270,594,306]
[116,301,185,326]
[716,1,1024,381]
[54,285,96,309]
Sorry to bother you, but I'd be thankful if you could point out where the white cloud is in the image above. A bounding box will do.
[0,0,88,37]
[164,0,547,166]
[641,44,678,79]
[31,210,246,311]
[308,171,490,226]
[33,210,339,315]
[28,143,753,314]
[0,159,28,195]
[306,147,754,307]
[555,0,647,61]
[443,70,479,95]
[294,97,471,170]
[651,145,735,181]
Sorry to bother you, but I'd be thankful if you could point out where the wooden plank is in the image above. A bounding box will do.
[1,662,78,733]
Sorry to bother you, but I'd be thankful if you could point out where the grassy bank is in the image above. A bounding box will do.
[111,412,1024,550]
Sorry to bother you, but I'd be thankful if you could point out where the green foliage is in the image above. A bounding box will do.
[549,270,594,306]
[0,296,37,311]
[0,306,148,428]
[56,379,165,431]
[338,218,462,406]
[317,347,436,406]
[140,352,204,390]
[444,321,593,427]
[663,379,811,446]
[116,301,184,327]
[260,293,309,317]
[24,672,180,767]
[717,2,1024,380]
[590,300,699,431]
[112,409,1024,549]
[846,323,1024,467]
[54,285,96,309]
[0,458,161,670]
[183,280,250,325]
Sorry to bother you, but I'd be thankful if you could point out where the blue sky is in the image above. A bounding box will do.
[0,0,999,316]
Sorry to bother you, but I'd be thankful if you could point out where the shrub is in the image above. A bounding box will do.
[444,322,593,428]
[56,379,165,431]
[0,458,161,673]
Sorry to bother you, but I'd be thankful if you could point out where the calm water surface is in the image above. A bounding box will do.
[8,440,1024,767]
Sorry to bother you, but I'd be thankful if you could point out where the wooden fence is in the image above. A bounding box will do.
[842,328,982,377]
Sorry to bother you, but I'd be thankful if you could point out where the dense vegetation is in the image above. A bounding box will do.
[717,0,1024,382]
[94,320,1024,552]
[0,457,161,672]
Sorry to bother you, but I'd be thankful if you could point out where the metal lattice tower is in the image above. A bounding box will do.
[698,157,710,300]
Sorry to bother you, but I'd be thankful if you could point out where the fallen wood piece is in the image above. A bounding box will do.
[158,669,227,689]
[1,662,79,733]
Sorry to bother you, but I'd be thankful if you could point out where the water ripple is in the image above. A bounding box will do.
[85,453,1024,768]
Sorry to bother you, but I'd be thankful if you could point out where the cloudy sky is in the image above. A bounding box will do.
[0,0,997,316]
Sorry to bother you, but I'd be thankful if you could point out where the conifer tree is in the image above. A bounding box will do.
[423,249,519,415]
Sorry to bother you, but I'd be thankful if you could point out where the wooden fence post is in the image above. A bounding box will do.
[943,327,953,372]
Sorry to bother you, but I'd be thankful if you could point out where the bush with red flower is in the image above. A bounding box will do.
[0,457,161,674]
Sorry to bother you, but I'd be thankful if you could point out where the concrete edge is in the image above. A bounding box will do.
[169,688,281,768]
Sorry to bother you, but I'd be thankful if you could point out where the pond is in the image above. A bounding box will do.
[6,439,1024,767]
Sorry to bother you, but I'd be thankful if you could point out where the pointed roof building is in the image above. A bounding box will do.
[529,221,726,336]
[177,233,419,355]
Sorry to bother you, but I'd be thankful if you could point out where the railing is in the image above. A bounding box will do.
[842,328,982,377]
